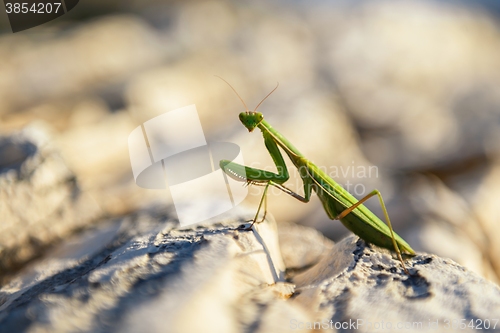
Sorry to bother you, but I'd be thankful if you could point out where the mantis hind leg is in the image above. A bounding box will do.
[335,189,411,275]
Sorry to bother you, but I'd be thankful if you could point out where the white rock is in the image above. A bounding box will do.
[0,212,311,333]
[292,235,500,333]
[0,124,100,283]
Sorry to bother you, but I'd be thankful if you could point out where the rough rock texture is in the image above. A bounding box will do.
[0,211,499,333]
[0,125,100,283]
[277,222,334,271]
[0,212,308,333]
[293,236,500,333]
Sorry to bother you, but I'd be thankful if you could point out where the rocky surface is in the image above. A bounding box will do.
[0,125,100,284]
[293,236,500,333]
[0,212,499,333]
[0,213,303,333]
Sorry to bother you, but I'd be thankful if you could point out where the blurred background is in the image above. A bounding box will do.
[1,0,500,284]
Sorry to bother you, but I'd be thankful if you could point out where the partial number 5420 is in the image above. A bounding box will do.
[5,3,62,14]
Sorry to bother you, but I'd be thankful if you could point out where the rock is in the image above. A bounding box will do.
[1,207,499,333]
[55,110,141,216]
[0,211,313,333]
[277,222,334,271]
[292,235,500,333]
[0,124,100,284]
[0,15,166,114]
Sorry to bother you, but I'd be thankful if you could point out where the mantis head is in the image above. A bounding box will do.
[216,76,279,132]
[239,112,264,132]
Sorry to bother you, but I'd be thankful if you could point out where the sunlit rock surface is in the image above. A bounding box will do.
[0,125,100,284]
[0,215,499,333]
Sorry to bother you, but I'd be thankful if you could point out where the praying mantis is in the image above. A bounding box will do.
[217,78,416,274]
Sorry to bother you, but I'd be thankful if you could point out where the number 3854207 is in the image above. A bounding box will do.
[5,3,62,14]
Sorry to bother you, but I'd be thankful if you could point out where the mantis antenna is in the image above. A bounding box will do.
[215,76,249,111]
[254,82,279,112]
[215,75,279,112]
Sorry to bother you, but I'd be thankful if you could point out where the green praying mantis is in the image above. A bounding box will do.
[217,78,416,275]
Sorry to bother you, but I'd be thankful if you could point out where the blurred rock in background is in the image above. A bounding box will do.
[0,124,100,284]
[1,0,500,286]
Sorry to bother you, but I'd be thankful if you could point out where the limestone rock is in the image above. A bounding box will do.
[277,222,334,271]
[0,212,311,333]
[0,124,100,283]
[292,235,500,333]
[1,209,499,333]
